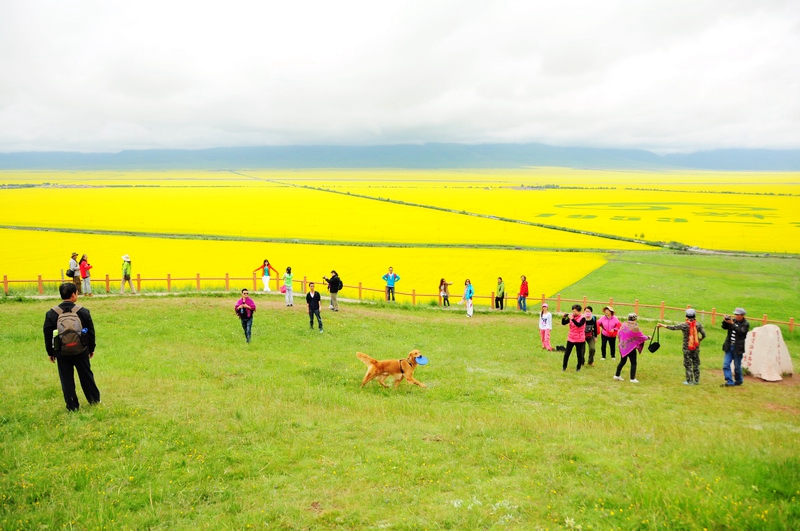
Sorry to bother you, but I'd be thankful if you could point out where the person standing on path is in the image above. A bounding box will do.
[657,309,706,385]
[254,259,279,292]
[439,278,453,307]
[283,267,294,306]
[120,254,136,294]
[323,270,342,311]
[382,267,400,301]
[234,288,256,343]
[79,254,92,296]
[584,306,598,366]
[495,277,505,310]
[721,308,750,387]
[598,306,621,360]
[561,304,586,371]
[614,313,649,383]
[68,252,82,295]
[518,275,529,312]
[42,282,100,411]
[306,282,323,333]
[539,302,554,351]
[463,279,475,317]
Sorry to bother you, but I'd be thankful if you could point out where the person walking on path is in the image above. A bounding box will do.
[42,282,100,411]
[254,259,279,292]
[323,270,343,311]
[283,267,294,306]
[561,304,586,371]
[598,306,621,360]
[463,279,475,317]
[614,313,649,383]
[584,306,598,366]
[657,309,706,385]
[539,302,554,351]
[495,277,505,310]
[68,252,82,295]
[306,282,323,333]
[518,275,529,312]
[721,308,750,387]
[79,254,93,296]
[234,288,256,343]
[120,254,136,294]
[439,278,453,307]
[382,267,400,301]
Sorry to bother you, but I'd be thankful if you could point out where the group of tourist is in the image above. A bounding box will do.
[65,252,135,295]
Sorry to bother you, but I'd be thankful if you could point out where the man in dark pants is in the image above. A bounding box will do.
[721,307,750,387]
[43,282,100,411]
[234,288,256,343]
[306,282,323,333]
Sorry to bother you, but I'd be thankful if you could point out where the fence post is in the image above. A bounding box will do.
[225,273,230,292]
[556,294,562,313]
[38,275,44,294]
[762,314,768,326]
[61,269,65,281]
[609,297,614,308]
[582,295,587,308]
[789,317,795,333]
[359,282,362,301]
[541,293,546,304]
[252,272,257,292]
[3,275,8,295]
[302,276,307,294]
[660,301,665,320]
[711,308,717,325]
[438,293,443,306]
[105,274,110,293]
[412,289,416,306]
[634,299,639,315]
[196,273,201,291]
[136,273,141,293]
[491,291,495,310]
[167,274,172,292]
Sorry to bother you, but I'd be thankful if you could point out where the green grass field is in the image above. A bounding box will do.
[2,252,798,529]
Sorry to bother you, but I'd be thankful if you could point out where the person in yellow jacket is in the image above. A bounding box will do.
[120,254,136,294]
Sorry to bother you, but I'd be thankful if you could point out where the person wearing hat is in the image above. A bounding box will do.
[597,306,621,360]
[657,308,707,385]
[538,302,554,351]
[120,254,136,294]
[68,252,82,295]
[721,308,750,387]
[614,313,649,383]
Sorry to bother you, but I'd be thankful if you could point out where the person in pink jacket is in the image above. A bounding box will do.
[614,313,650,383]
[597,306,622,360]
[561,304,586,371]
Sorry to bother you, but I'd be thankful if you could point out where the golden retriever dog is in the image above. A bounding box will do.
[357,349,427,389]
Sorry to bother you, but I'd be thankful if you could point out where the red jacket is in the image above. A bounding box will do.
[79,261,92,279]
[519,280,529,297]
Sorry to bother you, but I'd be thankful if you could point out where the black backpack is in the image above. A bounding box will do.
[53,305,85,355]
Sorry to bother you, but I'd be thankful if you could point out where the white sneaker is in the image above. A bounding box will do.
[630,379,640,383]
[613,375,623,381]
[683,381,690,385]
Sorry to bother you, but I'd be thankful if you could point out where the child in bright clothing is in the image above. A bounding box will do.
[539,303,554,351]
[657,309,706,385]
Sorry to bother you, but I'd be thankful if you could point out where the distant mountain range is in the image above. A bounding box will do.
[1,143,799,171]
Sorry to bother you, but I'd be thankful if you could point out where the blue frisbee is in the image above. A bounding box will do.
[415,356,429,365]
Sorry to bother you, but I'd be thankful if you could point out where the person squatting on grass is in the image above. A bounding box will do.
[120,254,136,294]
[721,307,749,387]
[439,278,452,307]
[283,267,294,306]
[307,282,323,333]
[539,302,554,351]
[598,306,621,360]
[382,267,400,301]
[235,288,256,343]
[518,275,529,312]
[614,313,649,383]
[657,309,706,385]
[463,279,474,317]
[42,283,100,411]
[254,259,278,292]
[584,306,598,365]
[495,277,505,310]
[561,304,586,371]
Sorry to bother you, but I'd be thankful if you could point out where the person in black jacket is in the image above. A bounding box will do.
[42,283,100,411]
[323,270,343,312]
[721,307,750,387]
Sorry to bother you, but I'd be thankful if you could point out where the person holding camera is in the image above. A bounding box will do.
[561,304,586,371]
[657,308,706,385]
[323,270,342,311]
[234,288,256,343]
[721,308,749,387]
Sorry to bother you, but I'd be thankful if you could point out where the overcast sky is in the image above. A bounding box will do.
[1,0,798,153]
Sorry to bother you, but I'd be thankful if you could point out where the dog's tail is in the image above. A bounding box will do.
[356,352,377,366]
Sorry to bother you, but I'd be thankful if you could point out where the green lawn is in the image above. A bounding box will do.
[1,252,799,529]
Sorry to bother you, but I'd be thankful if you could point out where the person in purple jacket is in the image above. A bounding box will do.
[234,288,256,343]
[614,313,649,383]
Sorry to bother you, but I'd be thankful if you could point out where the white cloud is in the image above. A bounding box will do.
[0,0,798,152]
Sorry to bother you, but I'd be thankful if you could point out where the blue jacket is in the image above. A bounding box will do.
[382,273,400,287]
[464,284,474,299]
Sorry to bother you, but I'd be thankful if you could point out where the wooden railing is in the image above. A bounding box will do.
[2,272,795,332]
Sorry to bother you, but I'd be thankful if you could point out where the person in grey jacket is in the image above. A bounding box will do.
[721,307,750,387]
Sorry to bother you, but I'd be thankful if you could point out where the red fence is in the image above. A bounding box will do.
[2,272,795,332]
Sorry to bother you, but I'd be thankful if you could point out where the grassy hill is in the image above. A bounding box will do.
[2,274,798,529]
